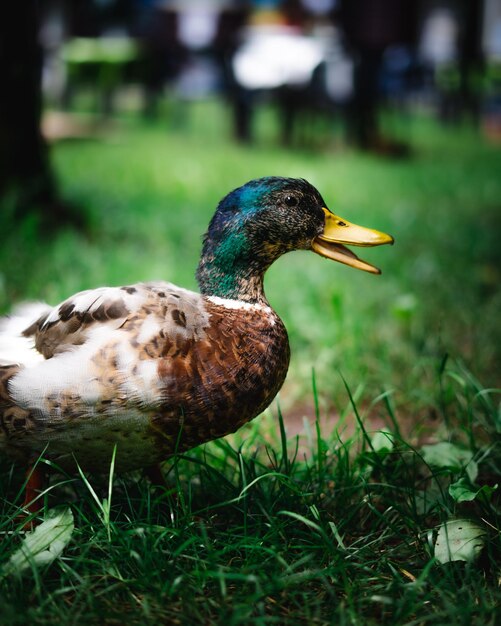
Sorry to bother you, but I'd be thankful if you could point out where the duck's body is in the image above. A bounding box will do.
[0,177,392,480]
[0,283,288,472]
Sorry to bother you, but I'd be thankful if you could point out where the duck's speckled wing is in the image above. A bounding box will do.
[0,282,211,469]
[24,282,209,359]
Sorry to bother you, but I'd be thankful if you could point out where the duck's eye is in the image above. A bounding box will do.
[284,195,298,207]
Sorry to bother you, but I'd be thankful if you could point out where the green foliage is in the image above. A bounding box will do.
[421,441,478,482]
[449,477,497,503]
[434,519,487,564]
[1,508,74,579]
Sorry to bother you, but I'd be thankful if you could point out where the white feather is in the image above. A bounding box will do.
[208,296,275,325]
[9,330,107,412]
[137,315,162,344]
[0,302,50,367]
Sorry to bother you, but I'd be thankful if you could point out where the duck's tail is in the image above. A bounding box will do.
[0,303,50,367]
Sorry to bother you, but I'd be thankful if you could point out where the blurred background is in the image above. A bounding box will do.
[1,0,500,434]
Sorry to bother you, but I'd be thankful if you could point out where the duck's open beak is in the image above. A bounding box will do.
[311,208,394,274]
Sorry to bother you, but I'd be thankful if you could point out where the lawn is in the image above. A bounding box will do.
[0,102,500,624]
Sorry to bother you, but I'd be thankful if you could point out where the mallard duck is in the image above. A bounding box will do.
[0,177,392,506]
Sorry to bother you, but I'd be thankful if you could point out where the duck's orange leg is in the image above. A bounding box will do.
[19,465,45,528]
[23,465,44,512]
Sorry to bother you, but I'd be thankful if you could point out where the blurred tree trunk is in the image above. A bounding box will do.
[0,2,57,216]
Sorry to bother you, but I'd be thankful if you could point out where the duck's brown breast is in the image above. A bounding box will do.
[151,298,290,454]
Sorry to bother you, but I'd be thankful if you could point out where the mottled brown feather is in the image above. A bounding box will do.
[0,286,289,473]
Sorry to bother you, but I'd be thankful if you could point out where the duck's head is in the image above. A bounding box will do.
[197,177,393,303]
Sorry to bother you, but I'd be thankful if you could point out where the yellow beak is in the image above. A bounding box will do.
[311,208,394,274]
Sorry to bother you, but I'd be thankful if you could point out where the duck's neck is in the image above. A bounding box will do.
[196,233,271,304]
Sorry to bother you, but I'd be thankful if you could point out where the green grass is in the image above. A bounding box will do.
[0,368,500,625]
[0,102,500,624]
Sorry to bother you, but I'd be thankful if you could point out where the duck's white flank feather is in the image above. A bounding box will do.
[3,282,210,422]
[0,303,50,367]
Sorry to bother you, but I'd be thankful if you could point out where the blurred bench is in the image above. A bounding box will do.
[61,37,140,115]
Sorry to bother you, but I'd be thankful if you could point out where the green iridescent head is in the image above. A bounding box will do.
[196,177,393,303]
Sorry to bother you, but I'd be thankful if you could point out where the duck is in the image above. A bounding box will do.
[0,177,393,509]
